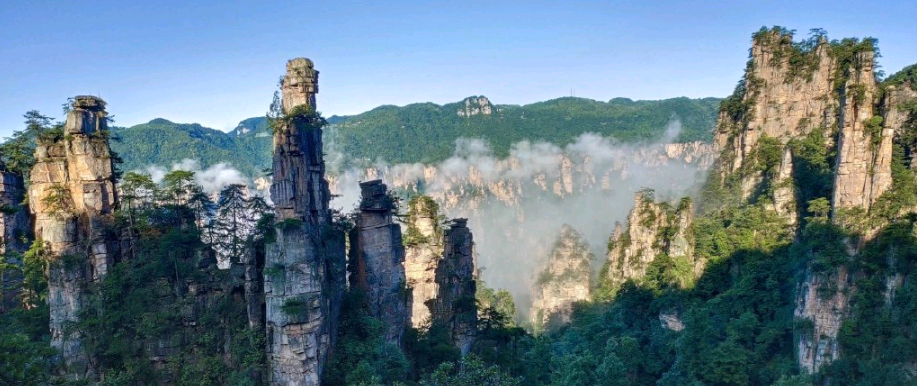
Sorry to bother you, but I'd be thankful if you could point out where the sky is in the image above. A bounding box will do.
[1,0,915,138]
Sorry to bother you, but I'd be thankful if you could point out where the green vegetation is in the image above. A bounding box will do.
[402,195,445,246]
[328,96,721,165]
[35,95,720,178]
[109,118,272,178]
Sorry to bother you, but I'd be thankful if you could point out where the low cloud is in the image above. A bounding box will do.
[142,159,252,194]
[326,118,711,314]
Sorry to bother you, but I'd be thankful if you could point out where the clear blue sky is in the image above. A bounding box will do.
[1,0,915,137]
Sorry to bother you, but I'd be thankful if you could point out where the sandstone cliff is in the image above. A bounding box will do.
[403,195,444,328]
[348,180,408,346]
[710,28,914,374]
[28,95,119,378]
[456,96,493,117]
[714,29,892,217]
[605,191,694,292]
[431,218,477,354]
[0,160,29,311]
[264,58,346,386]
[531,225,592,331]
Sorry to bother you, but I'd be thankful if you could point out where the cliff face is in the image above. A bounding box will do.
[605,192,694,291]
[0,161,29,311]
[404,196,443,328]
[431,219,477,354]
[531,225,592,331]
[711,29,915,374]
[28,95,119,378]
[348,180,408,346]
[831,50,892,213]
[715,34,835,177]
[264,58,346,386]
[714,30,892,215]
[456,96,493,117]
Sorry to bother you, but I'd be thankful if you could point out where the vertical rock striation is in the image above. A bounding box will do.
[403,196,443,328]
[714,32,836,179]
[432,219,477,354]
[831,50,891,213]
[714,29,892,215]
[264,58,346,386]
[0,161,29,311]
[794,267,851,374]
[29,95,118,378]
[531,225,592,331]
[605,191,694,291]
[348,180,408,346]
[711,28,902,373]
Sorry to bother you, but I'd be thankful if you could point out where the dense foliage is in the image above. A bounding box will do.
[59,95,721,178]
[327,96,721,165]
[110,118,271,178]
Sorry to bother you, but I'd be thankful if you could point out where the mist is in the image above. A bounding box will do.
[326,118,713,312]
[142,158,256,195]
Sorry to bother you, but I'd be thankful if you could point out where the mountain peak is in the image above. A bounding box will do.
[147,118,174,125]
[457,96,493,117]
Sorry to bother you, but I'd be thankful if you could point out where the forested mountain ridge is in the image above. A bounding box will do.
[106,95,720,175]
[3,26,917,386]
[324,95,721,164]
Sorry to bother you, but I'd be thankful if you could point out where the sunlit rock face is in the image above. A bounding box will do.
[403,196,443,328]
[710,29,911,373]
[348,180,408,346]
[713,30,891,214]
[28,95,119,379]
[531,225,592,331]
[456,96,494,117]
[264,58,346,386]
[604,191,694,293]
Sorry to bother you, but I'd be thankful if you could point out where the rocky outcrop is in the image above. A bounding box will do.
[456,96,493,117]
[768,147,797,226]
[795,267,851,374]
[832,50,891,213]
[714,32,836,177]
[711,29,905,374]
[348,180,408,346]
[280,58,318,116]
[431,219,477,354]
[264,58,346,386]
[0,161,28,311]
[28,95,119,378]
[403,196,443,328]
[605,192,694,291]
[531,225,592,331]
[882,83,917,168]
[664,141,717,167]
[713,29,892,215]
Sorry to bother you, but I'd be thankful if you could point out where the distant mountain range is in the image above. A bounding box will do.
[110,95,722,176]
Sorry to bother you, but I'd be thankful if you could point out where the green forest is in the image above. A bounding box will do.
[43,95,721,177]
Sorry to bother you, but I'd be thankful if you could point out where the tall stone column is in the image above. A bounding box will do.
[348,180,408,346]
[264,58,346,386]
[432,219,477,354]
[28,96,118,378]
[404,196,443,328]
[0,161,29,312]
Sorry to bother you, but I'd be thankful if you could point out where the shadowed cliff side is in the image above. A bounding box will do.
[263,58,346,386]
